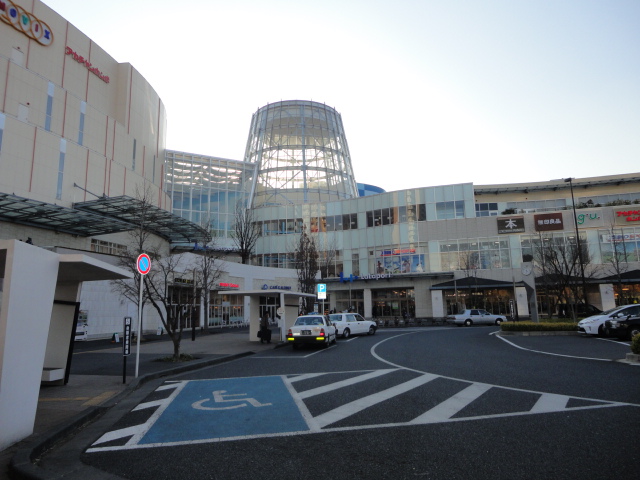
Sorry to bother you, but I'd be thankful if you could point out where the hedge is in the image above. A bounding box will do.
[632,333,640,355]
[500,321,578,332]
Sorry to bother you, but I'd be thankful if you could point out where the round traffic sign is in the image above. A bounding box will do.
[136,253,151,275]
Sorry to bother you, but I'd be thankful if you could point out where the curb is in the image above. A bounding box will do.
[9,350,261,480]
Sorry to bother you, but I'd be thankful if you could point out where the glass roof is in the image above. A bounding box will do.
[0,193,209,243]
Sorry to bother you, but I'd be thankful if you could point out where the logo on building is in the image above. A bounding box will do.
[0,1,53,46]
[262,284,292,290]
[614,208,640,225]
[65,47,110,83]
[534,212,564,231]
[497,216,525,234]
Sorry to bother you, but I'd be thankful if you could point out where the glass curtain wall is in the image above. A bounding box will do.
[244,101,358,208]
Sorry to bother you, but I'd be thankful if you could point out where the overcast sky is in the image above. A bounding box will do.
[42,0,639,192]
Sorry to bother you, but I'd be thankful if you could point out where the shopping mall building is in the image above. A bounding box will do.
[2,1,640,338]
[2,0,640,448]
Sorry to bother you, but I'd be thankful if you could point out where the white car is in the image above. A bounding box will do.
[286,315,337,349]
[577,304,640,336]
[329,313,377,338]
[447,309,506,326]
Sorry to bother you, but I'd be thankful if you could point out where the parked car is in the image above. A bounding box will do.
[329,313,377,338]
[604,314,640,340]
[286,315,337,349]
[577,304,640,336]
[558,303,602,318]
[447,309,506,326]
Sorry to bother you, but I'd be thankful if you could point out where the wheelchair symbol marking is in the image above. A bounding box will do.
[192,390,273,411]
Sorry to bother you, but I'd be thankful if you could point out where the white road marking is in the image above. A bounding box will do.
[410,383,491,424]
[530,393,570,413]
[297,369,397,399]
[313,373,438,429]
[494,334,613,361]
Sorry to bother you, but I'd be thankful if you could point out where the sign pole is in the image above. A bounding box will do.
[135,276,143,378]
[135,254,151,378]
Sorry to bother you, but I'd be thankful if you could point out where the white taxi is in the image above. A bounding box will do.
[286,315,337,349]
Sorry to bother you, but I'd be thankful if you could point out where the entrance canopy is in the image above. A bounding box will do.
[430,277,522,290]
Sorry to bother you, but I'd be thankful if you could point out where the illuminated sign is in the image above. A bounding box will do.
[378,248,416,257]
[615,208,640,224]
[65,47,110,83]
[0,1,53,46]
[219,282,239,288]
[497,216,525,234]
[534,212,564,231]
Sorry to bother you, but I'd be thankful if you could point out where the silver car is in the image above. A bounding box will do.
[448,309,506,326]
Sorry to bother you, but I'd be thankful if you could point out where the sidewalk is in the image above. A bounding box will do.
[1,327,283,480]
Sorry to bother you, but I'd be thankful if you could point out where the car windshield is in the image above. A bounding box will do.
[329,314,341,321]
[295,317,322,326]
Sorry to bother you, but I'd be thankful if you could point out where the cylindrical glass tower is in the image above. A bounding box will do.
[244,100,358,207]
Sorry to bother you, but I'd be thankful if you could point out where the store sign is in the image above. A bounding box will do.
[262,284,292,290]
[1,1,53,46]
[65,47,110,83]
[615,208,640,225]
[378,248,416,257]
[219,282,239,288]
[534,212,564,231]
[497,216,525,234]
[601,232,640,243]
[576,209,603,227]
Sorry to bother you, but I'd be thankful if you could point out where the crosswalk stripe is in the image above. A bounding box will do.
[314,373,438,428]
[410,383,492,424]
[298,369,397,399]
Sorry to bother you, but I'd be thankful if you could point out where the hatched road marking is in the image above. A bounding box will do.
[86,368,637,452]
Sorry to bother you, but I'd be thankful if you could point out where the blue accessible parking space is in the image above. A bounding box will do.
[139,376,309,444]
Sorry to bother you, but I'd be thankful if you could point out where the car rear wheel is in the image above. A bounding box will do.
[464,319,472,326]
[292,343,299,350]
[368,326,376,335]
[342,328,351,339]
[495,319,502,326]
[629,327,640,340]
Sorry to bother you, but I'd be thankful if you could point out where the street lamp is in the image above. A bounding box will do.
[564,178,587,311]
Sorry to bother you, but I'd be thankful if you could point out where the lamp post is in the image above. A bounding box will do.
[564,178,587,312]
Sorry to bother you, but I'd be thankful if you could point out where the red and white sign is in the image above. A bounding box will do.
[136,253,151,275]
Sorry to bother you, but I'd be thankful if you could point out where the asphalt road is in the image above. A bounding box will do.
[50,327,640,479]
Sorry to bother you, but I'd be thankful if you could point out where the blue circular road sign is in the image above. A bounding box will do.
[137,253,151,275]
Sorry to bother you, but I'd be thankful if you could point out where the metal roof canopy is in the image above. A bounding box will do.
[0,192,133,237]
[74,196,210,243]
[0,193,209,243]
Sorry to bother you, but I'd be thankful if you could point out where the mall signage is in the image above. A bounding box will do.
[497,216,525,234]
[219,282,239,289]
[534,212,564,231]
[1,1,53,46]
[614,208,640,225]
[576,209,603,227]
[262,284,292,290]
[65,47,110,83]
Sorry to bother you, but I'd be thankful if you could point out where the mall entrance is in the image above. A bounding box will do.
[371,288,415,319]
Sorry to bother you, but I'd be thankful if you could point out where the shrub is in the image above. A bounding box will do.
[501,321,577,332]
[631,333,640,355]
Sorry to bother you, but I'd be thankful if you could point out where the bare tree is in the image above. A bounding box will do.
[316,235,338,279]
[110,187,206,360]
[604,224,630,305]
[193,243,223,333]
[532,232,595,321]
[231,204,260,264]
[293,226,319,314]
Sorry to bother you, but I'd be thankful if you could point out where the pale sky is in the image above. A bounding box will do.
[41,0,640,193]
